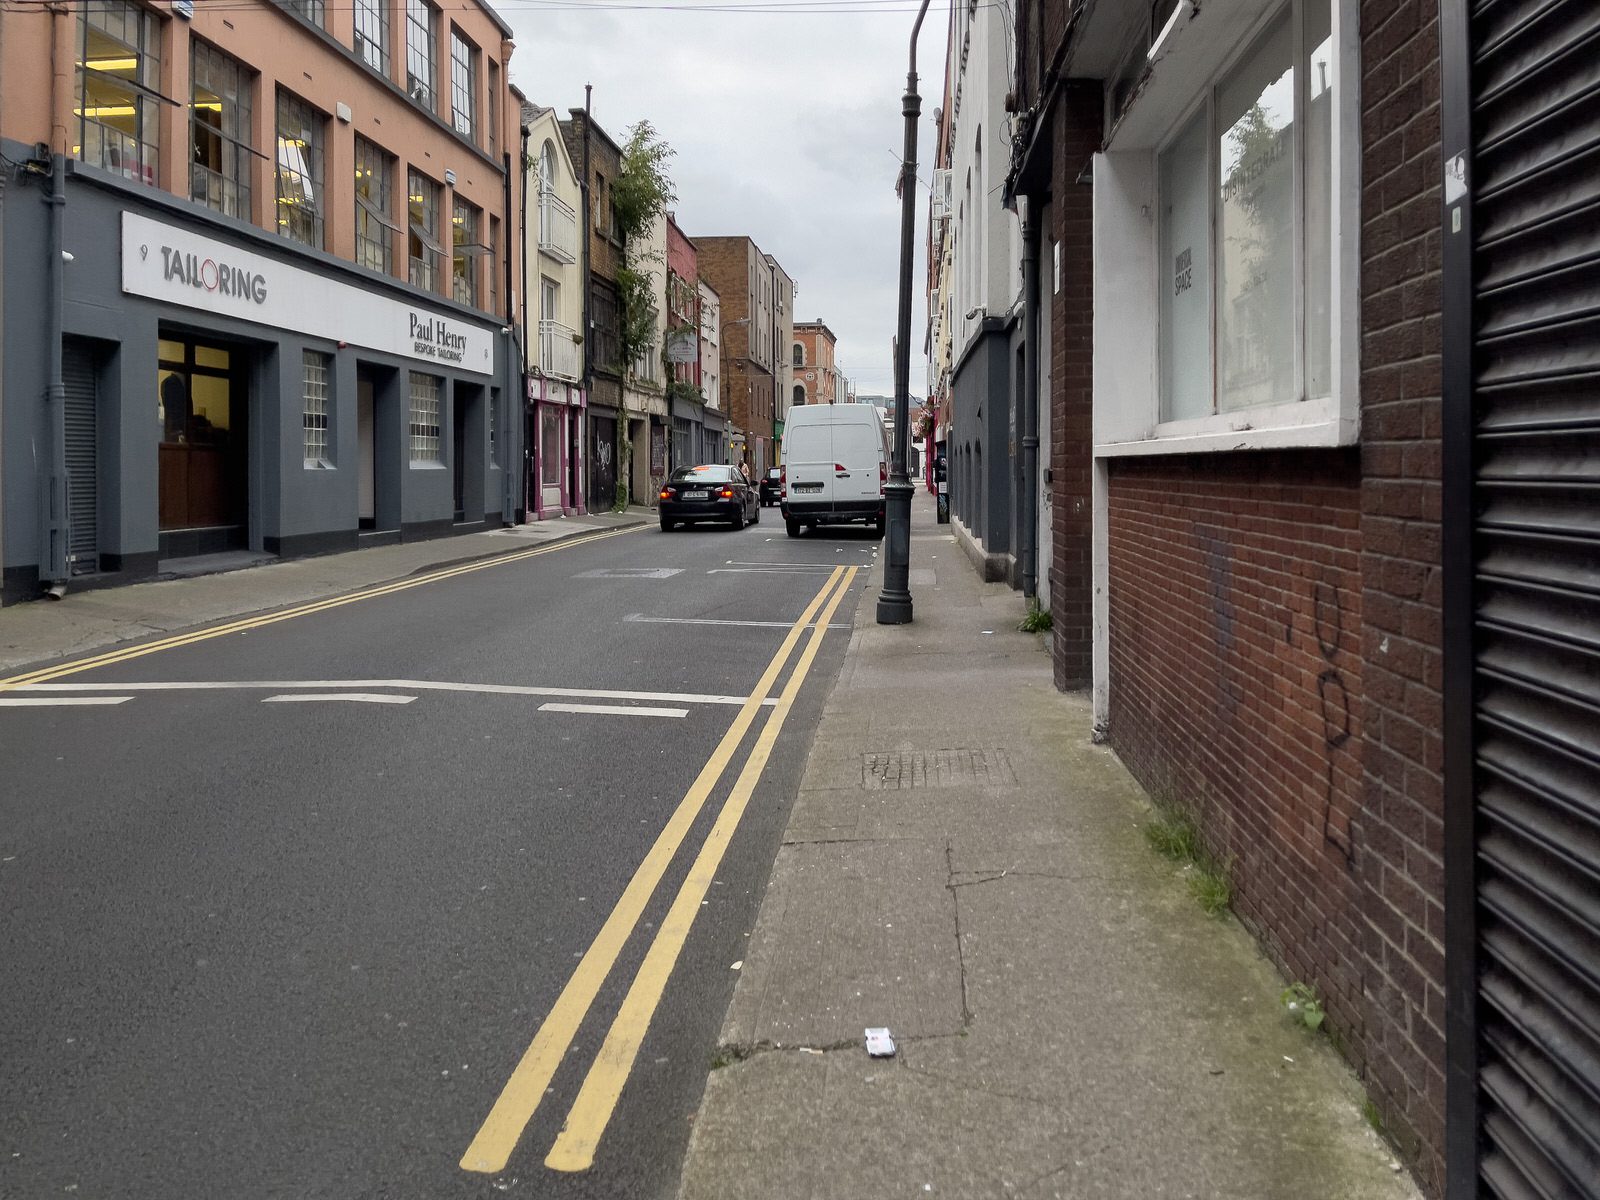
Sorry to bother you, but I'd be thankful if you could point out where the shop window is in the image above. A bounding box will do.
[452,197,485,308]
[354,0,388,74]
[409,372,442,463]
[275,90,326,248]
[74,0,161,185]
[191,40,254,222]
[451,29,478,142]
[488,388,499,468]
[1097,0,1354,455]
[405,0,438,111]
[302,351,332,467]
[408,169,443,292]
[1154,4,1332,424]
[355,137,397,274]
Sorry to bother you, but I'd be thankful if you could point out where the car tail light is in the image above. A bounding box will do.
[879,462,887,495]
[780,467,787,497]
[659,488,672,500]
[720,487,735,498]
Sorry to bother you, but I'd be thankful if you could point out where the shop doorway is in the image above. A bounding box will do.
[356,364,401,537]
[157,335,247,557]
[540,405,563,513]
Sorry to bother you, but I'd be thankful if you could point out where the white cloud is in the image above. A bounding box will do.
[503,0,946,400]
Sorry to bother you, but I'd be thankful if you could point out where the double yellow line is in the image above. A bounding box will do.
[0,526,640,691]
[461,563,859,1175]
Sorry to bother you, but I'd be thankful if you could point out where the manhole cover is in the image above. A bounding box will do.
[860,749,1016,790]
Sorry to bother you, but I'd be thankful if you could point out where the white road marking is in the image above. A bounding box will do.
[262,693,417,705]
[721,561,835,569]
[0,696,133,707]
[538,703,688,719]
[623,614,851,631]
[12,680,777,707]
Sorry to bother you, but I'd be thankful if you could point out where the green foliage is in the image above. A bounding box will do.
[1018,600,1052,633]
[667,378,703,407]
[615,265,660,377]
[1144,809,1201,863]
[1143,803,1232,918]
[1281,982,1327,1032]
[1361,1097,1384,1133]
[614,120,677,239]
[1188,866,1232,916]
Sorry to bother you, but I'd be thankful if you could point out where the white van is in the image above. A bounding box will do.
[780,404,889,538]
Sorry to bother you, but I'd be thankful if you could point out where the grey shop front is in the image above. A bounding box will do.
[1,168,514,604]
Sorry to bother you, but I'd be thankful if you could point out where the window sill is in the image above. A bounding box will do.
[303,459,336,470]
[1094,411,1356,457]
[410,461,447,469]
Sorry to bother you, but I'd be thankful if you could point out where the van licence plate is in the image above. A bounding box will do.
[793,483,823,493]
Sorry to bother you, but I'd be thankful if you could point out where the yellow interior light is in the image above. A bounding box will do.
[85,56,139,71]
[192,101,223,111]
[78,105,137,118]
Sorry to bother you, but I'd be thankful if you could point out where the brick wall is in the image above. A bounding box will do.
[695,237,758,441]
[1047,83,1099,689]
[1355,0,1446,1190]
[1106,449,1369,1042]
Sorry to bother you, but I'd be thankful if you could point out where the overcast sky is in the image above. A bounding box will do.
[501,0,949,402]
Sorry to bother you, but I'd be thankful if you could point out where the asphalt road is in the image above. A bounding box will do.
[0,515,879,1199]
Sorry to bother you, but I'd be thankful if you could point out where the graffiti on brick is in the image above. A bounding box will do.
[1314,577,1355,868]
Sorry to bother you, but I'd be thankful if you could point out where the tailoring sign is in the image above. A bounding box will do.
[122,211,496,375]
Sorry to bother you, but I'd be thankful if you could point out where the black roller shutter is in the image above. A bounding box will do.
[1466,1,1600,1196]
[63,343,99,577]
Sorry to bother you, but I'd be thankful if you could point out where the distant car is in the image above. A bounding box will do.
[759,467,783,506]
[659,465,760,531]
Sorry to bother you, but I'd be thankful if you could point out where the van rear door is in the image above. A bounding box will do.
[785,420,834,506]
[832,414,883,507]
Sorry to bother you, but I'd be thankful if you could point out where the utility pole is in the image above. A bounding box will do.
[877,0,933,625]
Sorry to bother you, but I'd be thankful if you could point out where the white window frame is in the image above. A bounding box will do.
[1091,0,1358,457]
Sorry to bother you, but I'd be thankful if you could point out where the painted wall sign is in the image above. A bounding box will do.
[121,212,496,376]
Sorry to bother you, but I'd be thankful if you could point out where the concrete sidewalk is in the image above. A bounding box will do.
[0,510,648,676]
[677,493,1418,1200]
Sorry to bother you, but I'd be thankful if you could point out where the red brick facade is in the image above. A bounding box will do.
[1012,0,1450,1193]
[1354,0,1446,1188]
[1105,449,1368,1038]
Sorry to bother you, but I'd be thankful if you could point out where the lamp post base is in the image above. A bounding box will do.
[875,479,915,624]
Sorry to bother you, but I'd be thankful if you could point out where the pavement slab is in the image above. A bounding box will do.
[677,492,1419,1200]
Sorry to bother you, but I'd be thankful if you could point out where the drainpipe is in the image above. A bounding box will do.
[503,145,521,525]
[516,123,530,521]
[1020,202,1040,600]
[39,3,71,595]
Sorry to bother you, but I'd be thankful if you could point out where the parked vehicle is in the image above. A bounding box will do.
[759,467,783,506]
[780,404,888,538]
[659,465,760,531]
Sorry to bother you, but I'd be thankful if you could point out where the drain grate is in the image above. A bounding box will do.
[860,748,1016,790]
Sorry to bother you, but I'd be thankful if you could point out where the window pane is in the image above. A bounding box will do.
[1216,11,1295,413]
[191,40,253,221]
[451,32,476,141]
[303,351,331,465]
[354,0,388,73]
[409,171,440,291]
[276,91,325,248]
[409,372,442,463]
[355,137,394,274]
[1305,0,1334,400]
[1159,107,1212,423]
[406,0,436,110]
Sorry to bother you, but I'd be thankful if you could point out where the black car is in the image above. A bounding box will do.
[659,465,761,531]
[758,467,784,507]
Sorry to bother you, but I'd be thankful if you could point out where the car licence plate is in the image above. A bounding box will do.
[682,489,709,500]
[793,483,823,493]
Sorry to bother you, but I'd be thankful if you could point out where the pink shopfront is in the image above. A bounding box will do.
[527,374,586,519]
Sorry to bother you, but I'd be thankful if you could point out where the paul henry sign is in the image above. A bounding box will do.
[121,212,495,376]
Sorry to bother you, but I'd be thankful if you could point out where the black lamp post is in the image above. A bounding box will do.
[876,0,933,625]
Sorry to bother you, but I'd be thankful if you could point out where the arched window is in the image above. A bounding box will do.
[793,383,806,407]
[792,342,804,367]
[539,141,556,195]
